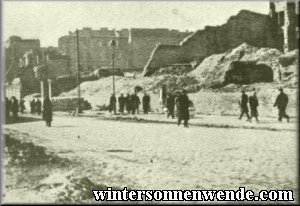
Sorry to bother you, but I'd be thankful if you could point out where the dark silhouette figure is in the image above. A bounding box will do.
[43,96,53,127]
[142,93,151,114]
[10,96,19,121]
[36,99,42,115]
[30,99,36,114]
[19,99,25,114]
[274,88,290,122]
[109,94,117,114]
[238,90,250,121]
[118,94,125,114]
[131,94,140,115]
[5,97,11,120]
[165,93,175,119]
[249,89,259,122]
[177,90,190,128]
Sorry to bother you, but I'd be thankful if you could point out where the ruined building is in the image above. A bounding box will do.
[269,1,299,52]
[4,36,40,82]
[143,2,298,76]
[58,27,192,74]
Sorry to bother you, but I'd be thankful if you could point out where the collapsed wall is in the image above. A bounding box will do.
[143,10,283,76]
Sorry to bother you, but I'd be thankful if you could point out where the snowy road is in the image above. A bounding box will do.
[4,115,298,198]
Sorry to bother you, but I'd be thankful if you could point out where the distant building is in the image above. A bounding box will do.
[4,47,72,99]
[269,1,299,52]
[58,27,192,73]
[4,36,40,82]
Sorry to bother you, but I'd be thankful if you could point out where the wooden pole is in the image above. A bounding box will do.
[76,29,81,114]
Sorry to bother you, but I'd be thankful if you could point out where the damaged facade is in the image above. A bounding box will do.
[58,27,191,73]
[269,1,298,52]
[143,2,298,77]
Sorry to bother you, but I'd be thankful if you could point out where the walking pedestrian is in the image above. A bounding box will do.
[177,90,190,128]
[249,88,259,122]
[165,93,175,119]
[109,94,117,114]
[131,93,140,115]
[10,96,19,121]
[238,90,250,121]
[30,99,36,114]
[274,88,290,122]
[36,99,42,115]
[118,94,125,114]
[43,96,53,127]
[142,93,150,114]
[19,99,25,114]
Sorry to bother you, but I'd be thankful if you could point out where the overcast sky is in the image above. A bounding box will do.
[3,1,270,47]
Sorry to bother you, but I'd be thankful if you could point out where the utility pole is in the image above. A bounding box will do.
[110,39,116,96]
[76,29,81,114]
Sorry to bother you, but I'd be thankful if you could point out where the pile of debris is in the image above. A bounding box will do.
[4,132,66,167]
[190,43,285,87]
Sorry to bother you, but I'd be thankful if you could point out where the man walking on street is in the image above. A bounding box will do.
[109,94,117,114]
[165,93,175,119]
[118,94,125,114]
[43,95,53,127]
[249,88,259,122]
[177,90,190,128]
[19,99,25,114]
[142,93,150,114]
[274,88,290,122]
[36,99,42,115]
[238,90,250,121]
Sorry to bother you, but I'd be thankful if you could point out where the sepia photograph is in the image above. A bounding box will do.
[1,0,299,204]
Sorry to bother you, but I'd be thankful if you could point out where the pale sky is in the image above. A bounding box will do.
[3,1,270,47]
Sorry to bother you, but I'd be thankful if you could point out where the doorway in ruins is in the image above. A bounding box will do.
[225,61,273,85]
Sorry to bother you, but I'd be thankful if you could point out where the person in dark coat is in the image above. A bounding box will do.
[176,90,190,127]
[118,94,125,114]
[5,97,10,120]
[165,93,175,119]
[10,96,19,121]
[36,99,42,115]
[30,99,36,114]
[249,88,259,122]
[19,99,25,114]
[142,93,150,114]
[238,90,250,121]
[131,93,140,115]
[43,96,53,127]
[109,94,117,114]
[274,88,290,122]
[124,93,130,114]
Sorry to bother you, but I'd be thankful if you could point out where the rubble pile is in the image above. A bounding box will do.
[278,49,298,84]
[4,132,66,167]
[190,43,285,87]
[51,97,92,112]
[153,64,194,76]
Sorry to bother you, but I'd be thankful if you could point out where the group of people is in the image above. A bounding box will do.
[239,88,290,123]
[109,93,151,115]
[29,99,42,115]
[5,96,20,121]
[5,96,53,127]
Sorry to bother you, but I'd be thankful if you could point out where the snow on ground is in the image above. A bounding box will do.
[4,114,298,203]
